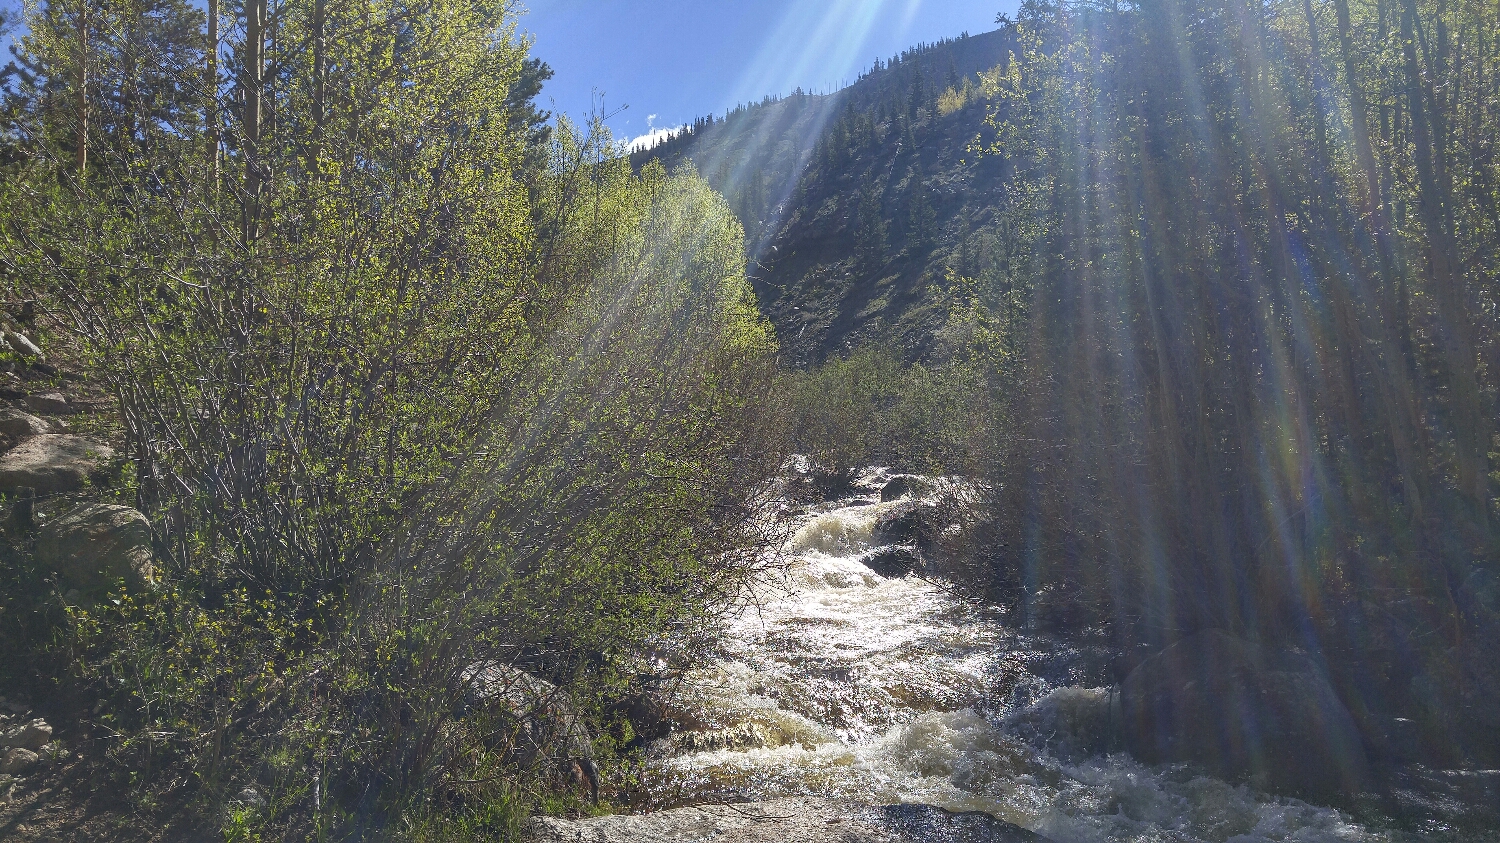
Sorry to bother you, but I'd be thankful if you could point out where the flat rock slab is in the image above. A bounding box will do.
[0,435,115,494]
[529,799,1046,843]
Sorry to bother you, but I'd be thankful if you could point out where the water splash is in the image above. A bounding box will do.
[633,470,1483,842]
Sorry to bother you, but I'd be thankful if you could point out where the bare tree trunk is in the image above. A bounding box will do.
[1333,0,1382,210]
[1402,0,1490,529]
[76,0,87,175]
[1302,0,1330,163]
[243,0,266,243]
[313,0,326,173]
[208,0,219,190]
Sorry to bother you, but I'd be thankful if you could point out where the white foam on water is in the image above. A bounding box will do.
[643,482,1402,843]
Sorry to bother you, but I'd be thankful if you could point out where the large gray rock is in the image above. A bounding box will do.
[462,663,599,801]
[0,719,52,751]
[881,475,934,502]
[25,392,72,415]
[2,330,43,360]
[1005,687,1120,762]
[0,409,51,439]
[872,501,942,548]
[861,545,922,578]
[1120,630,1371,798]
[0,748,39,775]
[0,435,114,493]
[36,504,154,594]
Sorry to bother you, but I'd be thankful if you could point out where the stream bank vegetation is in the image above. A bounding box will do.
[1,0,1499,836]
[1,0,786,838]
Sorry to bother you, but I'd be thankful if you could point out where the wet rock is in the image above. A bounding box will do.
[875,804,1047,842]
[672,721,791,753]
[0,719,52,751]
[880,475,933,502]
[25,392,71,415]
[615,690,672,748]
[872,500,941,548]
[36,504,154,594]
[862,545,922,578]
[1119,630,1372,798]
[0,435,115,494]
[530,798,1051,843]
[0,409,50,439]
[0,749,38,775]
[1005,687,1120,761]
[461,662,599,801]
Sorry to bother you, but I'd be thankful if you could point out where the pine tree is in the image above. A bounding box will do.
[854,183,887,271]
[907,184,936,253]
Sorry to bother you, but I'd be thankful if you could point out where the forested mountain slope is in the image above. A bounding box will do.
[635,30,1016,365]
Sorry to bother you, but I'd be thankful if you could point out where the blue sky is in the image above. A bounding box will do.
[3,1,1012,147]
[519,1,1010,147]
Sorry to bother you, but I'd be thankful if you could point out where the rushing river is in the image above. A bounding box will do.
[630,468,1498,843]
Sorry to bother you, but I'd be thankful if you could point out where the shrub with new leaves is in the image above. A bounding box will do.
[1,0,787,835]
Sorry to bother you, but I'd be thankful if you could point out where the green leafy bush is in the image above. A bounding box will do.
[1,0,787,837]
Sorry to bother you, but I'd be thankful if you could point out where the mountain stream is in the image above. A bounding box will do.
[625,469,1496,843]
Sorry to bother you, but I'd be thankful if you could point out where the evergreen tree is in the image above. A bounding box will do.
[907,183,936,253]
[4,0,204,170]
[854,182,887,271]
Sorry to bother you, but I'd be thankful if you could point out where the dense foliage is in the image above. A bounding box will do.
[0,0,785,838]
[980,0,1500,764]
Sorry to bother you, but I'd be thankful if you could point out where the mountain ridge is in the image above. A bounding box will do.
[633,28,1017,365]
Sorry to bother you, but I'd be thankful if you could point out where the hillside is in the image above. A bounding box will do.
[633,29,1015,366]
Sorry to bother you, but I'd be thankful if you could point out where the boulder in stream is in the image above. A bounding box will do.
[872,500,941,548]
[1119,630,1372,798]
[1005,687,1120,762]
[862,545,922,578]
[880,475,933,502]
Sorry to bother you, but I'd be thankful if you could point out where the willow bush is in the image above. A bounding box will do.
[0,0,786,837]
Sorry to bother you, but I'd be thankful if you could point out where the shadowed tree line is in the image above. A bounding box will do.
[977,0,1500,766]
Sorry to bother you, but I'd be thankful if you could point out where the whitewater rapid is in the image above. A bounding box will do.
[630,468,1426,843]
